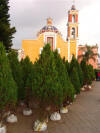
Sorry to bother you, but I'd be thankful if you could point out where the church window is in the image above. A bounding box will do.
[71,27,75,39]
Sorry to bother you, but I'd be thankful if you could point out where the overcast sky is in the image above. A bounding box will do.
[9,0,100,53]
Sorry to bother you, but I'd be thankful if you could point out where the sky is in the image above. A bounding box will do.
[9,0,100,53]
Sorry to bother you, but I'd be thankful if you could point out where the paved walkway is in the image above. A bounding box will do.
[7,81,100,133]
[46,81,100,133]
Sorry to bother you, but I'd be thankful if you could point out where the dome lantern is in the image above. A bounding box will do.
[47,18,53,26]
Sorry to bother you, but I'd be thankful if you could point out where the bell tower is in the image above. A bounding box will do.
[67,4,79,61]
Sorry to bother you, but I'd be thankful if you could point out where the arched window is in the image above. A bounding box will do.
[72,15,75,23]
[71,27,75,39]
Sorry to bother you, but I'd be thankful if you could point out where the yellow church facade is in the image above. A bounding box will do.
[22,5,79,63]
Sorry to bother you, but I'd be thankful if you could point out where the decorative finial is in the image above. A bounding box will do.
[71,0,76,10]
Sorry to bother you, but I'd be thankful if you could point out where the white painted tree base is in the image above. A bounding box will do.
[23,109,32,116]
[6,114,17,123]
[88,85,92,89]
[74,94,77,99]
[0,123,6,133]
[33,120,47,132]
[50,112,61,121]
[60,107,68,114]
[81,87,85,91]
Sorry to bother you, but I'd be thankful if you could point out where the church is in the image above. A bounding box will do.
[21,4,79,63]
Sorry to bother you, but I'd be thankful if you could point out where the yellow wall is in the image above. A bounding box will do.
[37,34,44,44]
[69,39,77,61]
[56,34,68,60]
[22,34,44,63]
[22,33,76,63]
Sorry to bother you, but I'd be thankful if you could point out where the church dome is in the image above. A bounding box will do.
[37,18,61,36]
[41,25,58,32]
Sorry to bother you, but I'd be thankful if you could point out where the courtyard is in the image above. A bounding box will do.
[7,81,100,133]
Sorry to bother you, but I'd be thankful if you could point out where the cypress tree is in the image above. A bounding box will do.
[20,56,33,106]
[8,51,24,100]
[53,50,75,102]
[87,64,95,81]
[70,67,81,94]
[70,56,83,87]
[65,60,70,75]
[32,44,63,108]
[0,0,16,51]
[0,42,17,110]
[81,59,92,85]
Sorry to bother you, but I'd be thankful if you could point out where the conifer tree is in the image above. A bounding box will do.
[70,67,81,94]
[20,56,33,106]
[87,64,95,81]
[81,59,92,85]
[32,44,63,107]
[0,0,16,51]
[0,42,17,110]
[64,60,70,75]
[53,50,75,102]
[70,56,83,86]
[8,51,24,100]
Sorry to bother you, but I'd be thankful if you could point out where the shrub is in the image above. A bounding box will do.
[70,67,81,94]
[81,59,92,85]
[20,56,33,105]
[32,44,63,108]
[87,65,95,81]
[53,50,75,102]
[64,60,70,76]
[70,56,83,87]
[76,63,83,87]
[0,42,17,111]
[8,51,24,100]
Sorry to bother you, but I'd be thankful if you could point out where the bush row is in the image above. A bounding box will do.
[0,43,95,114]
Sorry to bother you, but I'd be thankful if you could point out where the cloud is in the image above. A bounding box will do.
[9,0,100,53]
[79,0,100,47]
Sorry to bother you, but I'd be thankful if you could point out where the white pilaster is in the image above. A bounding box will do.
[68,39,70,62]
[76,38,79,59]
